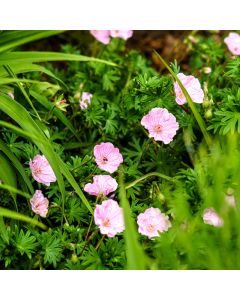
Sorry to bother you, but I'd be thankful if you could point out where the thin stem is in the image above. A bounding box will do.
[95,235,105,251]
[125,172,175,190]
[85,195,100,241]
[79,230,98,257]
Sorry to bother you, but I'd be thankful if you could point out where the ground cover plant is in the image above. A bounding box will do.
[0,30,240,270]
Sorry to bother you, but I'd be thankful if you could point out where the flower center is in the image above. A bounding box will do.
[146,224,155,233]
[102,156,108,164]
[103,218,111,227]
[34,167,42,176]
[154,125,162,133]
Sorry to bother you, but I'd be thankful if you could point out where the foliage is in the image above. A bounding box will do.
[0,30,240,269]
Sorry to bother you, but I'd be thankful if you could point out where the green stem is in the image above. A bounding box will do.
[85,195,100,241]
[95,235,105,251]
[125,172,175,190]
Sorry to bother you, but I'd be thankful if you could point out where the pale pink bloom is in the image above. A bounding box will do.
[30,190,49,218]
[224,32,240,56]
[93,142,123,173]
[174,73,204,105]
[203,208,224,227]
[225,194,236,207]
[137,207,171,239]
[110,30,133,40]
[7,91,14,99]
[203,67,212,74]
[84,175,118,197]
[141,107,179,144]
[79,92,93,109]
[29,155,56,186]
[90,30,111,44]
[94,199,125,237]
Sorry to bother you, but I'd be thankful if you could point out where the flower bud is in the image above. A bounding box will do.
[71,254,78,264]
[205,109,212,119]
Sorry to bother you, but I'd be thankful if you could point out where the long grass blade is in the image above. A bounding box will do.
[118,168,147,270]
[0,52,117,67]
[0,207,47,230]
[0,138,34,194]
[0,30,65,53]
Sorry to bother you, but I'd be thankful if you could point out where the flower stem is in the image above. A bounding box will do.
[95,235,105,251]
[85,195,100,241]
[125,172,175,190]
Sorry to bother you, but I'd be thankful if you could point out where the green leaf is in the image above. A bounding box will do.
[0,63,67,88]
[0,183,31,198]
[118,168,147,270]
[0,138,34,194]
[42,235,63,267]
[0,30,65,53]
[14,229,37,258]
[0,51,117,67]
[0,207,47,230]
[0,152,17,207]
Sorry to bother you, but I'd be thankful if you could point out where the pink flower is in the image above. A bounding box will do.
[93,142,123,173]
[84,175,118,197]
[30,190,49,218]
[79,92,92,109]
[137,207,171,239]
[225,194,236,207]
[224,32,240,56]
[174,73,204,105]
[94,199,125,237]
[203,208,224,227]
[110,30,133,40]
[90,30,111,44]
[29,155,56,186]
[141,107,179,144]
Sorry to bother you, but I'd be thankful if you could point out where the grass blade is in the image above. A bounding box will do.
[0,153,17,209]
[0,207,47,230]
[118,168,147,270]
[0,63,67,88]
[0,30,65,53]
[0,138,34,194]
[0,51,117,67]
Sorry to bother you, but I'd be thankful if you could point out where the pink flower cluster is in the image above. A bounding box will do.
[224,32,240,56]
[29,155,56,217]
[141,108,179,144]
[79,92,92,110]
[90,30,133,44]
[174,73,204,105]
[82,142,124,237]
